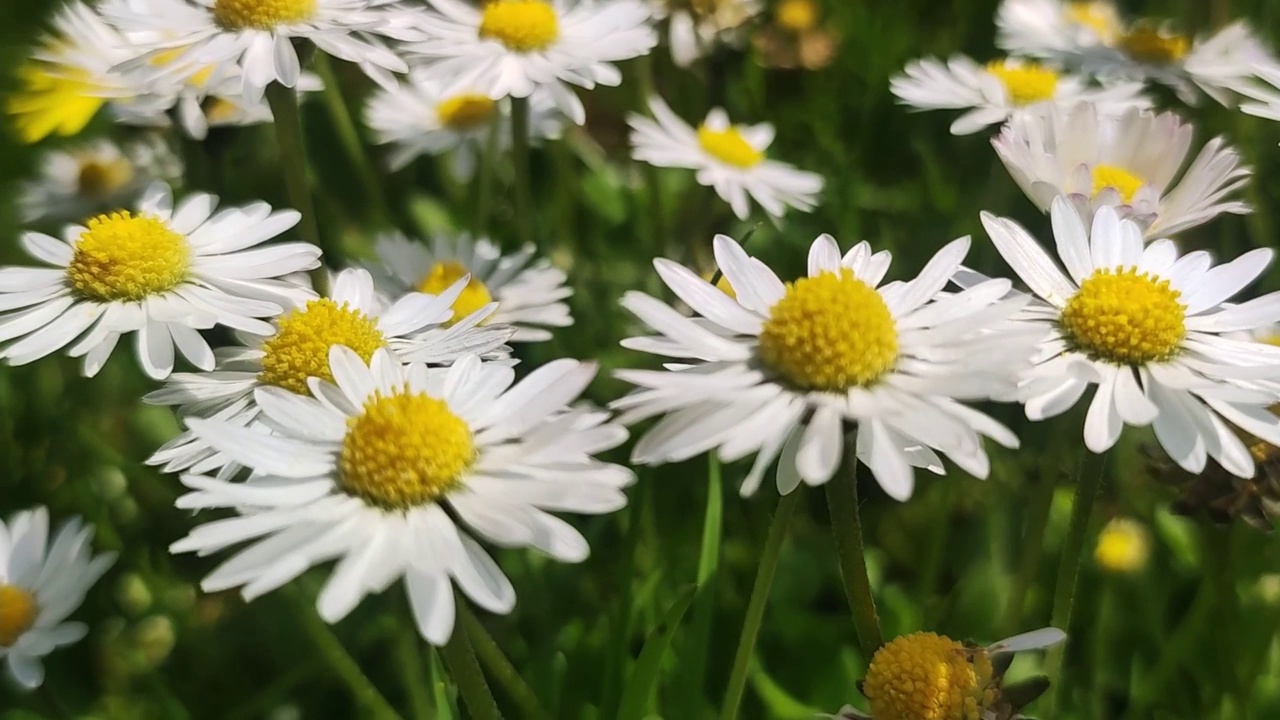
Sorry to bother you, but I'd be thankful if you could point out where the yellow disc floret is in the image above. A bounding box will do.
[258,299,388,395]
[758,269,898,391]
[438,94,497,131]
[1095,517,1150,573]
[417,261,494,327]
[1090,164,1144,204]
[1065,1,1122,44]
[0,584,38,648]
[212,0,317,30]
[697,125,764,168]
[77,157,134,200]
[986,60,1059,105]
[775,0,818,33]
[478,0,560,52]
[863,632,985,720]
[1061,267,1185,364]
[1120,25,1190,64]
[66,211,191,302]
[339,390,474,509]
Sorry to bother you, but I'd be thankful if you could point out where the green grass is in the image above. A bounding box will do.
[3,0,1280,718]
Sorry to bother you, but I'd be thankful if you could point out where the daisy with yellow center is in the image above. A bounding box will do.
[890,55,1149,135]
[994,104,1251,239]
[0,508,115,690]
[144,267,515,482]
[628,96,823,221]
[367,232,573,343]
[660,0,762,68]
[614,233,1037,501]
[405,0,658,125]
[982,199,1280,477]
[995,0,1121,64]
[172,346,633,645]
[19,139,177,225]
[0,183,320,380]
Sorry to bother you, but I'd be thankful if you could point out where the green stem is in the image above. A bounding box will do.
[313,54,392,226]
[510,96,533,248]
[396,603,433,720]
[1044,451,1107,718]
[289,590,402,719]
[440,608,503,720]
[265,81,332,290]
[461,606,552,720]
[824,443,884,659]
[719,490,801,720]
[1004,477,1057,636]
[678,454,725,712]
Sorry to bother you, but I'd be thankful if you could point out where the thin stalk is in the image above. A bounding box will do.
[510,96,533,248]
[312,53,391,225]
[824,443,884,658]
[678,454,726,712]
[265,81,331,290]
[396,603,433,720]
[1044,451,1107,718]
[461,605,552,720]
[440,608,502,720]
[1004,477,1057,636]
[719,490,801,720]
[289,590,402,719]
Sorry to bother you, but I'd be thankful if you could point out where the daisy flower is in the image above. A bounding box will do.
[404,0,658,125]
[99,0,415,104]
[0,183,320,380]
[0,507,116,690]
[612,233,1038,501]
[170,346,633,645]
[993,103,1250,239]
[982,199,1280,479]
[651,0,762,68]
[995,0,1121,64]
[890,54,1149,135]
[628,96,823,221]
[145,267,515,481]
[364,70,564,177]
[19,137,182,225]
[365,233,572,342]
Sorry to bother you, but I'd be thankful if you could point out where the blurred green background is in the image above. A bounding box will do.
[3,0,1280,718]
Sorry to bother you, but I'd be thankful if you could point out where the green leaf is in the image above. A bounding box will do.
[617,584,698,720]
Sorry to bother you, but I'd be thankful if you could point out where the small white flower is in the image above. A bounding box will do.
[171,346,633,645]
[982,199,1280,478]
[0,183,321,380]
[19,138,181,225]
[405,0,658,125]
[995,0,1123,65]
[891,54,1149,134]
[613,233,1037,501]
[993,103,1250,239]
[628,96,823,221]
[145,267,515,481]
[0,507,115,690]
[364,70,564,177]
[366,233,573,342]
[650,0,762,68]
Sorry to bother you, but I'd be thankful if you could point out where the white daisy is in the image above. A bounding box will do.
[628,96,823,221]
[993,103,1250,239]
[0,507,115,690]
[364,70,565,177]
[612,233,1038,501]
[366,232,572,342]
[982,199,1280,479]
[19,137,181,225]
[995,0,1122,65]
[0,182,321,380]
[145,267,515,481]
[890,54,1149,134]
[651,0,762,68]
[170,346,633,645]
[404,0,658,125]
[99,0,415,104]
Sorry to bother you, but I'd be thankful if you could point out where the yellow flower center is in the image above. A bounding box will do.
[212,0,317,30]
[775,0,818,33]
[697,125,764,168]
[416,261,494,327]
[8,62,107,144]
[986,60,1059,105]
[66,212,191,302]
[76,158,134,200]
[1090,164,1145,204]
[478,0,561,52]
[1061,267,1185,365]
[339,390,475,509]
[1065,1,1121,43]
[258,299,388,395]
[863,632,986,720]
[205,97,242,124]
[1095,518,1150,573]
[437,94,497,131]
[758,269,898,392]
[0,584,38,648]
[1120,25,1190,64]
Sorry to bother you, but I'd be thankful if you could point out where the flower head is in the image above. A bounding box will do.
[19,138,181,225]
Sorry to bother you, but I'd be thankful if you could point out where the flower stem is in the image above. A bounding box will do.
[510,96,533,248]
[678,453,725,711]
[824,442,884,659]
[265,81,332,291]
[396,598,433,720]
[719,489,801,720]
[460,605,552,720]
[289,589,402,719]
[313,54,392,226]
[440,605,503,720]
